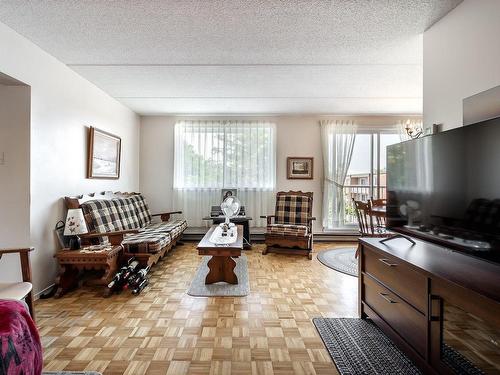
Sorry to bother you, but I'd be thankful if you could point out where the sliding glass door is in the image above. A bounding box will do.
[334,130,400,229]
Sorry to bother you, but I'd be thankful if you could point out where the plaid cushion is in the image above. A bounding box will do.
[145,219,187,239]
[112,197,141,229]
[267,223,308,237]
[81,200,125,233]
[146,219,187,233]
[122,231,171,254]
[146,222,176,233]
[129,194,152,227]
[275,194,312,225]
[179,219,188,232]
[81,200,125,244]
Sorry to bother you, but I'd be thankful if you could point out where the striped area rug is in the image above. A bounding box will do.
[313,318,421,375]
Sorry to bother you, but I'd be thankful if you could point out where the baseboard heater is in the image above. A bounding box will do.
[182,230,358,243]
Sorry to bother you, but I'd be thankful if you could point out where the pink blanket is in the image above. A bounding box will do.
[0,300,42,375]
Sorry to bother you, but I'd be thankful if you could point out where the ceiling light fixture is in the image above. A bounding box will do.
[405,119,423,139]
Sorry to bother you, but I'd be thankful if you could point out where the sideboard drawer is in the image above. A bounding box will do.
[363,246,427,313]
[364,274,427,357]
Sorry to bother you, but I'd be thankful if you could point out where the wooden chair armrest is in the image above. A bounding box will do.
[0,247,33,287]
[0,247,35,319]
[0,247,34,255]
[260,215,275,225]
[306,217,316,233]
[152,211,183,221]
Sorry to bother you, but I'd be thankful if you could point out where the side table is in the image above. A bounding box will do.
[54,245,122,297]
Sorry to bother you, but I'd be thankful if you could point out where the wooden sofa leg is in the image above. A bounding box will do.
[262,246,268,255]
[308,252,313,260]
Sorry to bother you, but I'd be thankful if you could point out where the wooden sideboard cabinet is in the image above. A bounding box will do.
[359,236,500,374]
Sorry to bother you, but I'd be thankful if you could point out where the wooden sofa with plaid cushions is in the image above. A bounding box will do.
[65,192,187,266]
[261,191,315,259]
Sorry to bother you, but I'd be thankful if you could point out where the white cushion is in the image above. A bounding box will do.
[0,282,32,300]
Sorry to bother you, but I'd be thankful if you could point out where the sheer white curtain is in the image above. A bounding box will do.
[173,120,276,227]
[321,120,357,229]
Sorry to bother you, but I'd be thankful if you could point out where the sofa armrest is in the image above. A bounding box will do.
[80,229,140,246]
[80,229,140,238]
[152,211,183,222]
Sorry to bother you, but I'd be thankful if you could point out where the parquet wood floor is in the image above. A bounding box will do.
[37,242,358,374]
[444,304,500,372]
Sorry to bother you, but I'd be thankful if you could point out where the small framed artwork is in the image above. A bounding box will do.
[87,127,121,179]
[287,157,313,179]
[221,188,238,202]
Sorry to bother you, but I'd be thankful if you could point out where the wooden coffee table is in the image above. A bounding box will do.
[197,225,243,284]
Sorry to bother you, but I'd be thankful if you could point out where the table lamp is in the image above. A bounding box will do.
[64,208,88,250]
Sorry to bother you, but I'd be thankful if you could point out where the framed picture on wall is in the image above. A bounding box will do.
[221,188,238,202]
[87,126,121,179]
[287,157,313,179]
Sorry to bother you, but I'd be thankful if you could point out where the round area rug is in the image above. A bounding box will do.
[317,247,358,277]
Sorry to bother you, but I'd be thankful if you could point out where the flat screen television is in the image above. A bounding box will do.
[387,116,500,264]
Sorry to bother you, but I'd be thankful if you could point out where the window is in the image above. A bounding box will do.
[174,120,275,189]
[342,130,400,228]
[173,120,276,226]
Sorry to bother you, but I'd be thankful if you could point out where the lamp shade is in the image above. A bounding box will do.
[63,209,88,236]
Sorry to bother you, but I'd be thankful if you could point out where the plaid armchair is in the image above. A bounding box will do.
[261,191,315,259]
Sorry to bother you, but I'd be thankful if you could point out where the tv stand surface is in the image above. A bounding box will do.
[359,236,500,374]
[362,236,500,303]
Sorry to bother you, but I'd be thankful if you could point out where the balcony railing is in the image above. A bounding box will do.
[343,185,387,225]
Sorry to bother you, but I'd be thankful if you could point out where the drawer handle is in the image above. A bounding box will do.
[378,258,398,267]
[379,292,397,304]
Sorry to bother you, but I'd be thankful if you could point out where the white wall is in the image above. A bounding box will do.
[140,116,324,230]
[0,22,140,294]
[140,115,417,232]
[0,84,30,281]
[423,0,500,131]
